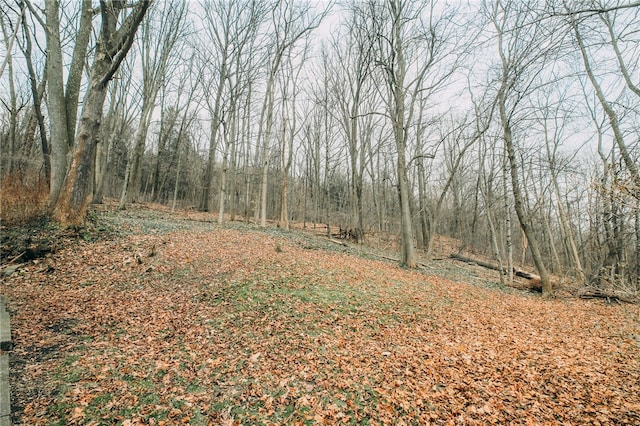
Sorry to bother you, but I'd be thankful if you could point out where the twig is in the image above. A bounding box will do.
[6,252,25,266]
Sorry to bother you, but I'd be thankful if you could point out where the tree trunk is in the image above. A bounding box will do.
[1,17,18,175]
[64,0,93,147]
[503,160,513,284]
[93,77,122,204]
[92,131,114,204]
[45,0,71,205]
[229,116,239,222]
[635,205,640,288]
[127,107,153,204]
[258,74,276,227]
[53,75,109,224]
[203,68,226,212]
[389,0,416,268]
[348,102,364,242]
[499,95,552,296]
[555,180,586,284]
[417,160,431,251]
[396,149,417,268]
[542,207,561,273]
[171,132,183,213]
[45,0,93,206]
[151,102,168,202]
[278,118,289,229]
[487,200,506,286]
[20,13,50,183]
[218,121,232,224]
[52,0,152,225]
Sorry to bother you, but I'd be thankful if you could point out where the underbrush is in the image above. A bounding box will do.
[0,202,118,266]
[0,172,48,225]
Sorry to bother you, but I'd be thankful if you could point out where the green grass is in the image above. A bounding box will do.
[35,254,440,424]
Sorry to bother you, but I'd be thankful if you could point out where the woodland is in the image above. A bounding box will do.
[1,0,640,295]
[1,0,640,423]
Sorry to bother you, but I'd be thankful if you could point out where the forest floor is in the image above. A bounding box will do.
[1,203,640,425]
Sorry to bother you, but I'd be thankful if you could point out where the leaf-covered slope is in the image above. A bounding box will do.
[2,222,639,424]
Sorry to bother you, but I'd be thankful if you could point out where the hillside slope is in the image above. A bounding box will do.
[1,207,639,424]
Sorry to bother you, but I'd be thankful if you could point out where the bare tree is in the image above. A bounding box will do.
[326,4,377,242]
[254,0,330,227]
[422,113,484,257]
[211,0,269,222]
[0,1,23,78]
[16,5,50,181]
[42,0,93,205]
[199,0,269,212]
[92,61,137,204]
[199,0,231,212]
[566,3,640,191]
[276,48,306,229]
[118,0,187,209]
[0,2,24,175]
[487,0,564,295]
[299,53,336,233]
[536,93,586,284]
[53,0,151,225]
[549,2,640,289]
[369,0,460,267]
[150,53,201,205]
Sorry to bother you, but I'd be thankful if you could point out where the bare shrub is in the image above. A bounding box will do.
[0,172,49,225]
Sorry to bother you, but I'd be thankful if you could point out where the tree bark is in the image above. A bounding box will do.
[498,94,552,295]
[387,0,417,267]
[19,11,50,183]
[45,0,71,205]
[0,13,19,175]
[44,0,93,206]
[64,0,93,147]
[53,72,109,224]
[218,108,236,224]
[53,0,152,225]
[203,67,227,212]
[503,159,513,284]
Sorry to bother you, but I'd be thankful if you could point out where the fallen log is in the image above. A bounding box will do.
[449,253,541,281]
[327,238,348,247]
[578,288,638,304]
[449,253,501,272]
